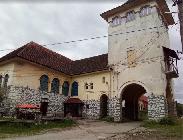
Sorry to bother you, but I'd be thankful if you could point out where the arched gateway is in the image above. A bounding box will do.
[120,83,147,121]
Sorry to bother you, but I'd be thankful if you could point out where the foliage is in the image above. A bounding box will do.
[142,118,183,138]
[100,116,114,122]
[0,119,75,138]
[138,110,148,121]
[176,102,183,117]
[159,117,176,125]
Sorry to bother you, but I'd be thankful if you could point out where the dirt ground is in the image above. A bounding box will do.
[4,120,182,140]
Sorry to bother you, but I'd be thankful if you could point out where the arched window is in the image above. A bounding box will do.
[0,75,2,87]
[51,78,60,94]
[62,81,69,96]
[3,74,9,88]
[40,75,49,92]
[71,81,78,96]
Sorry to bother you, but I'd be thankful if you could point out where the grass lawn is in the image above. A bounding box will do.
[0,119,76,139]
[142,118,183,138]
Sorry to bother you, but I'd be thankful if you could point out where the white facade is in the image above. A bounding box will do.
[107,1,171,98]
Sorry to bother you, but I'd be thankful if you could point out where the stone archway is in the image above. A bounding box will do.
[100,94,108,118]
[121,83,147,121]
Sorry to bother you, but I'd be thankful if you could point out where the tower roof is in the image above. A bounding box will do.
[100,0,174,25]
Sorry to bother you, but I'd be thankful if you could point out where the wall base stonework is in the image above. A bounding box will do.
[108,96,121,122]
[3,86,68,116]
[148,95,168,120]
[82,100,100,119]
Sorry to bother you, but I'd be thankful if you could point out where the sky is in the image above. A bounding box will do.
[0,0,182,103]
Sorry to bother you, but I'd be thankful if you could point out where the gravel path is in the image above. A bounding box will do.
[4,120,142,140]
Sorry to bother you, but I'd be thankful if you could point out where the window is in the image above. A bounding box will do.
[62,81,69,96]
[126,11,135,22]
[85,83,89,90]
[3,74,9,88]
[0,75,2,87]
[90,83,93,89]
[127,49,137,68]
[121,17,127,24]
[112,16,120,26]
[140,6,152,17]
[40,75,49,92]
[51,78,60,94]
[71,81,78,96]
[102,77,105,83]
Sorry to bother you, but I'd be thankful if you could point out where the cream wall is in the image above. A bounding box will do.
[71,71,111,101]
[0,61,15,86]
[107,1,171,97]
[0,58,111,100]
[0,58,71,94]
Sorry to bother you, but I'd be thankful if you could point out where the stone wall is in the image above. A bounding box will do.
[2,86,68,115]
[148,95,168,120]
[82,99,100,119]
[108,96,121,121]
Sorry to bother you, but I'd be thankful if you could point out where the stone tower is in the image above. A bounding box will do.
[101,0,179,121]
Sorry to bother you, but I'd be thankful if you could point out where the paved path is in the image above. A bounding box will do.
[5,120,142,140]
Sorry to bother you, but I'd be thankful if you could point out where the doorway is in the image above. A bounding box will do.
[121,83,146,121]
[100,94,108,118]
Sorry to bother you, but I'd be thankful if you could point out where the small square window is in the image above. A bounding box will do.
[90,83,93,89]
[85,83,88,90]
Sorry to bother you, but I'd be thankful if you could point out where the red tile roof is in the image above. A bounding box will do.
[71,53,108,75]
[0,42,109,75]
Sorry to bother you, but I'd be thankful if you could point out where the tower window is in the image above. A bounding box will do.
[112,16,120,26]
[127,49,137,68]
[140,6,152,17]
[126,11,135,22]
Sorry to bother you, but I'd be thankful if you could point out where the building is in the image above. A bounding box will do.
[0,0,179,121]
[139,95,148,111]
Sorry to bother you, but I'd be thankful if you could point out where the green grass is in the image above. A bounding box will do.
[0,119,76,139]
[142,118,183,138]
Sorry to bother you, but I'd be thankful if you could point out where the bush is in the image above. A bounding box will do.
[101,116,114,122]
[159,117,176,125]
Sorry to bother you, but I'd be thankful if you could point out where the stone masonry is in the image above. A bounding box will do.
[148,95,168,120]
[2,86,68,115]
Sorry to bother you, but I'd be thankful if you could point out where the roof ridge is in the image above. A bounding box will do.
[74,53,108,62]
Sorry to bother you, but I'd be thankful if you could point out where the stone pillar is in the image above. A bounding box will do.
[148,95,167,120]
[82,99,100,119]
[108,96,121,122]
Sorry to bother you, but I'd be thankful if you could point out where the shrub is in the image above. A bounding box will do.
[159,117,176,125]
[101,116,114,122]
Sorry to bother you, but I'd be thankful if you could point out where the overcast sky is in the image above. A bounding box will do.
[0,0,182,103]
